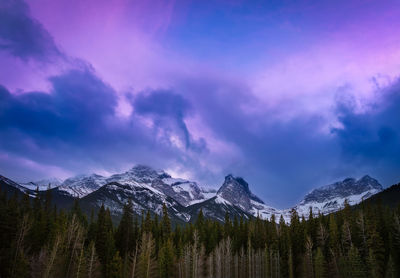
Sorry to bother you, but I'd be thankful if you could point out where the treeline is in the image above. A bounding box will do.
[0,187,400,278]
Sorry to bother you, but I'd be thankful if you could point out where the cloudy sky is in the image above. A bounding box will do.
[1,0,400,208]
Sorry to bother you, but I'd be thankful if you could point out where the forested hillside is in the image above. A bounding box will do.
[359,183,400,208]
[1,185,399,278]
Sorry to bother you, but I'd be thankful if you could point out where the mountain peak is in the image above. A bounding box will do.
[129,164,156,173]
[302,175,382,205]
[217,175,264,211]
[127,164,171,179]
[359,175,382,189]
[223,174,250,193]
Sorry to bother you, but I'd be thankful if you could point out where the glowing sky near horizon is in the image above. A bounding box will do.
[1,0,400,207]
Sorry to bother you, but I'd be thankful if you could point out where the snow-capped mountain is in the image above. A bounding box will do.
[107,165,166,185]
[58,174,108,197]
[155,177,214,206]
[292,175,383,217]
[0,175,31,194]
[183,175,280,222]
[55,165,215,221]
[217,174,263,211]
[80,181,190,223]
[215,174,280,219]
[182,195,254,222]
[54,165,214,204]
[105,165,214,206]
[19,177,63,191]
[190,174,383,223]
[0,167,384,224]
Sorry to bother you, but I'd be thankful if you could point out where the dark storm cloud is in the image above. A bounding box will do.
[0,68,208,180]
[0,68,124,173]
[0,0,208,181]
[332,79,400,185]
[0,0,60,60]
[0,69,116,140]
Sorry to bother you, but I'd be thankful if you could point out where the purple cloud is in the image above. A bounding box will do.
[1,0,400,208]
[0,0,60,61]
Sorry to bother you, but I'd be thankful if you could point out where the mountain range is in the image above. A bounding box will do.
[0,165,383,223]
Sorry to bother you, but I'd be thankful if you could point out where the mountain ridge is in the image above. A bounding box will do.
[1,166,384,223]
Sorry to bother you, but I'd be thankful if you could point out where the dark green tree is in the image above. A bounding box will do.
[161,203,171,240]
[158,239,175,278]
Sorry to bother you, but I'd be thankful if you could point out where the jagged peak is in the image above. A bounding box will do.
[216,174,265,210]
[221,174,250,193]
[358,175,382,190]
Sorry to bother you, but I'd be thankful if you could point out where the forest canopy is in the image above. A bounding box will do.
[0,185,399,278]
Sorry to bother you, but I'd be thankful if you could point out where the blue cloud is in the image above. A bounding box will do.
[0,69,209,182]
[334,80,400,163]
[0,69,116,140]
[331,79,400,187]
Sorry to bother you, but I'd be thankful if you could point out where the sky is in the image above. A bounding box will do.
[1,0,400,208]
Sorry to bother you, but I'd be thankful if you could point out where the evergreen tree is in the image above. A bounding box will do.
[368,228,385,278]
[342,246,366,278]
[107,251,123,278]
[158,239,175,278]
[161,203,171,241]
[115,200,135,257]
[385,255,397,278]
[314,247,326,278]
[143,210,152,234]
[137,232,157,278]
[87,241,101,278]
[95,205,116,276]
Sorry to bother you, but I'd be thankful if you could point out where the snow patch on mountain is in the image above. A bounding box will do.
[58,174,107,197]
[19,178,63,191]
[292,175,382,218]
